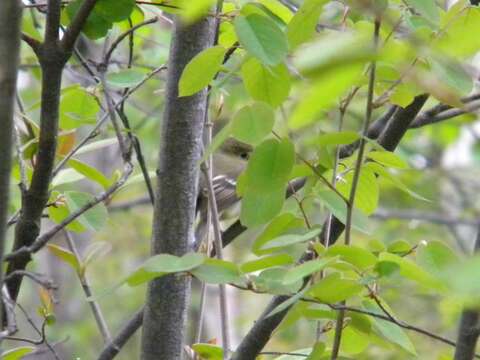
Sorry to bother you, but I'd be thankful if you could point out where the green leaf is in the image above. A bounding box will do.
[306,342,326,359]
[107,69,145,88]
[440,255,480,298]
[179,45,226,97]
[241,254,294,273]
[365,162,429,201]
[95,0,135,22]
[253,213,305,255]
[177,0,216,23]
[48,192,86,233]
[47,244,81,273]
[430,58,473,95]
[308,273,363,303]
[59,85,99,129]
[258,0,293,24]
[336,167,379,216]
[2,347,35,360]
[363,299,417,355]
[51,168,85,188]
[240,3,287,29]
[65,0,111,39]
[192,343,223,360]
[375,261,401,278]
[325,245,377,270]
[274,348,313,359]
[405,0,439,25]
[241,187,286,228]
[241,58,291,107]
[76,138,118,155]
[282,257,336,285]
[316,188,370,234]
[367,151,409,169]
[83,241,112,269]
[118,5,145,30]
[231,102,275,145]
[254,267,302,294]
[416,241,459,277]
[234,14,288,66]
[435,7,480,58]
[64,191,108,232]
[339,327,370,355]
[387,240,412,255]
[267,287,308,318]
[288,64,362,129]
[287,0,328,49]
[244,138,295,189]
[293,32,372,78]
[379,252,444,290]
[126,253,205,286]
[146,253,204,273]
[317,131,360,147]
[259,227,322,253]
[191,258,241,284]
[240,138,295,227]
[68,159,111,189]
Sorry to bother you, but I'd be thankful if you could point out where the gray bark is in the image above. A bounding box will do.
[454,226,480,360]
[0,0,22,325]
[141,17,216,360]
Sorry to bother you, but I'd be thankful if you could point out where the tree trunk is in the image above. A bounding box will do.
[0,0,22,327]
[141,17,216,360]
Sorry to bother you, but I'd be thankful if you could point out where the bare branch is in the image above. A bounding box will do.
[64,231,111,343]
[97,308,144,360]
[21,33,42,54]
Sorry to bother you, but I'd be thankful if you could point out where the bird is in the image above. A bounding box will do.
[194,137,253,251]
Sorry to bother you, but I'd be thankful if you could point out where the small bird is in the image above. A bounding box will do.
[194,137,253,250]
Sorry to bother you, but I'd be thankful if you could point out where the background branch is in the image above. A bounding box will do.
[454,225,480,360]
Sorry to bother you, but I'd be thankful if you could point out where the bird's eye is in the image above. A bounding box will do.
[240,152,249,160]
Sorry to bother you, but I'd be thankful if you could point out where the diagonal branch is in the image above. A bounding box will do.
[61,0,99,51]
[97,308,144,360]
[230,94,429,360]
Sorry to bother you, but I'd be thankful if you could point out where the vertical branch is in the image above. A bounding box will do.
[201,164,231,357]
[454,227,480,360]
[330,18,380,359]
[44,0,61,44]
[0,0,22,328]
[64,231,112,343]
[141,17,216,360]
[199,1,231,357]
[6,0,100,303]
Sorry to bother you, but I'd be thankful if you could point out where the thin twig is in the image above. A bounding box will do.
[0,286,17,339]
[4,270,56,290]
[104,17,158,66]
[64,231,112,343]
[52,65,166,177]
[331,17,380,360]
[5,163,133,261]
